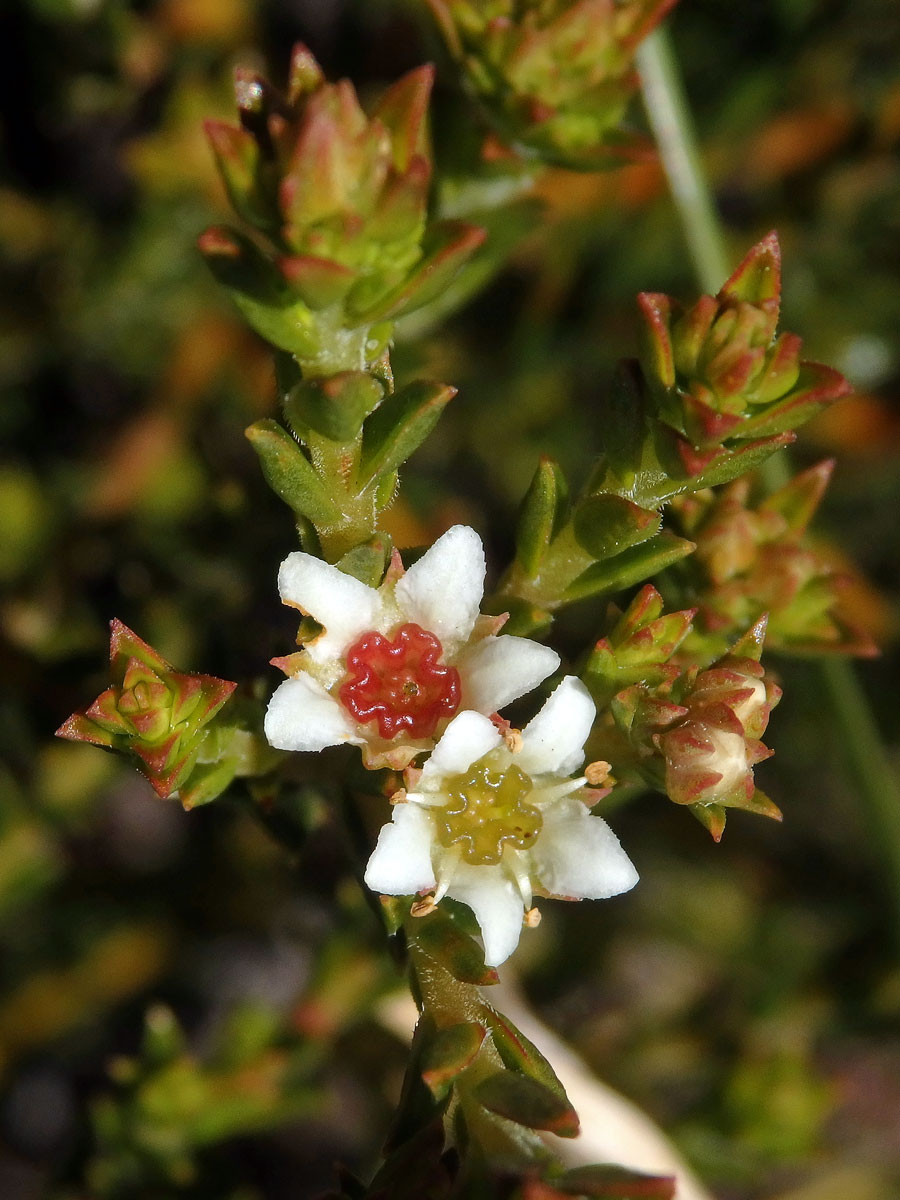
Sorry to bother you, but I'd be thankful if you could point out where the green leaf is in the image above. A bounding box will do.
[720,230,781,305]
[198,227,319,358]
[479,1007,570,1103]
[733,362,851,441]
[573,494,661,559]
[420,1022,486,1094]
[204,121,275,233]
[335,535,392,587]
[674,432,796,492]
[245,420,341,525]
[178,759,237,811]
[284,371,385,442]
[348,221,486,322]
[558,1164,676,1198]
[410,906,499,987]
[516,457,568,577]
[594,361,651,478]
[474,1072,579,1137]
[141,1004,186,1068]
[358,380,456,484]
[491,597,554,639]
[278,254,357,311]
[563,532,695,603]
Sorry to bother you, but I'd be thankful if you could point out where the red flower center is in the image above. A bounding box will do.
[339,623,461,739]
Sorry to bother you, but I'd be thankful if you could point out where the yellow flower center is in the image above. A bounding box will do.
[435,761,542,866]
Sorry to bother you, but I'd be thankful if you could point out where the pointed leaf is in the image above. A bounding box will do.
[373,65,435,171]
[347,221,486,322]
[680,432,796,491]
[637,293,675,389]
[558,1164,676,1199]
[245,419,341,524]
[573,494,661,559]
[720,231,781,305]
[179,759,238,810]
[474,1072,579,1137]
[358,380,455,484]
[198,227,319,358]
[479,1008,570,1103]
[516,457,568,577]
[205,120,274,231]
[335,534,392,587]
[284,371,385,442]
[421,1021,486,1094]
[563,532,695,603]
[761,458,834,533]
[689,802,727,841]
[287,42,325,104]
[735,362,852,441]
[278,255,357,311]
[410,906,499,986]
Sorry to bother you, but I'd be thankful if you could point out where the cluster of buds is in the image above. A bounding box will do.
[638,233,851,481]
[668,462,878,660]
[425,0,677,168]
[201,45,484,372]
[56,620,238,807]
[585,591,780,839]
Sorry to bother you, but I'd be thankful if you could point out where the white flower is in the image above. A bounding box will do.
[264,525,560,769]
[364,676,639,966]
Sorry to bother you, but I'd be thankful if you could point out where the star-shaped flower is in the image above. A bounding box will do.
[364,676,639,966]
[56,619,236,798]
[264,525,561,769]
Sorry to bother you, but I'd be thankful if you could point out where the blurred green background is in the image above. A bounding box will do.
[1,0,899,1197]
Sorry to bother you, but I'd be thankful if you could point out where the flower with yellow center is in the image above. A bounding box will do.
[364,676,639,966]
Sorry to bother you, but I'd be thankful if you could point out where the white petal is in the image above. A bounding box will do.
[517,675,595,776]
[264,674,361,752]
[447,863,526,967]
[418,710,502,788]
[364,803,436,896]
[394,525,485,651]
[278,552,380,661]
[458,635,560,714]
[532,798,639,900]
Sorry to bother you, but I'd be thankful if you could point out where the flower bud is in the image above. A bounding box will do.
[670,464,879,658]
[425,0,677,168]
[201,46,484,366]
[639,234,851,465]
[56,620,236,800]
[653,620,782,837]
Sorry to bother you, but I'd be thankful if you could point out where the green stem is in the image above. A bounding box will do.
[639,25,900,940]
[819,658,900,937]
[636,29,729,294]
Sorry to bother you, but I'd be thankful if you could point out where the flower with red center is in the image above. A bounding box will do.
[264,525,561,769]
[339,623,462,739]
